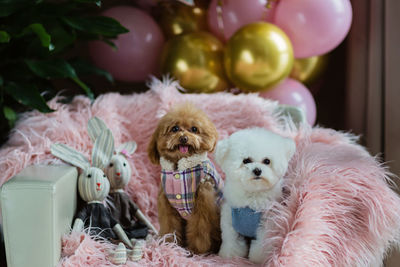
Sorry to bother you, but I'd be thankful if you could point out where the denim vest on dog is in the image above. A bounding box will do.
[231,206,262,239]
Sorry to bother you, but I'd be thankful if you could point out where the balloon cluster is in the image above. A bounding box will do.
[88,0,352,125]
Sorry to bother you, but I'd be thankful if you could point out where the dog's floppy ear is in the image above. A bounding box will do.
[147,129,160,165]
[214,138,229,166]
[200,115,219,153]
[207,123,219,153]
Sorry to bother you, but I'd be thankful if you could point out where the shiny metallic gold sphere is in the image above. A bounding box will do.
[224,22,294,92]
[161,32,228,93]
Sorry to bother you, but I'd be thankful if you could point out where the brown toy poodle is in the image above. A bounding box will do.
[148,102,222,254]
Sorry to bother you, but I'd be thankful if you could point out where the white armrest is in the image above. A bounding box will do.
[1,165,78,267]
[275,104,307,125]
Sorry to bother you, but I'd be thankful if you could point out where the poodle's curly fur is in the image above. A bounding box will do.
[148,103,221,254]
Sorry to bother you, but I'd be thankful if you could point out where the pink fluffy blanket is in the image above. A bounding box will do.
[1,79,400,266]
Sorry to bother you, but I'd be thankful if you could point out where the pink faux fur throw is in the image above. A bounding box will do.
[1,79,400,266]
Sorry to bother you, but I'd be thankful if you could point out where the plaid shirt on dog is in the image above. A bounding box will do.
[161,160,223,219]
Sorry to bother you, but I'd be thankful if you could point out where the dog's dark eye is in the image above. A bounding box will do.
[171,125,180,132]
[109,163,113,167]
[87,174,92,178]
[191,126,198,133]
[103,174,106,177]
[263,158,271,165]
[123,163,126,167]
[243,158,252,164]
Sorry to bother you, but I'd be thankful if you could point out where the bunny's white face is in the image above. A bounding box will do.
[106,154,132,190]
[78,167,110,202]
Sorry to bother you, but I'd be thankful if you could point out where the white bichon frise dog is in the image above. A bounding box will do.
[215,128,296,263]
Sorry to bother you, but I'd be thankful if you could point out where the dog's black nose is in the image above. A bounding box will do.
[179,135,188,144]
[253,168,262,176]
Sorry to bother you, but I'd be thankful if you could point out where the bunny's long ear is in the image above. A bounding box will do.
[51,144,91,170]
[87,116,108,142]
[116,141,137,155]
[92,129,114,169]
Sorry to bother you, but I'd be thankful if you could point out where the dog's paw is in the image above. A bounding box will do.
[218,242,247,259]
[199,180,214,191]
[248,246,265,264]
[219,246,247,259]
[218,246,233,259]
[249,239,268,264]
[188,235,212,254]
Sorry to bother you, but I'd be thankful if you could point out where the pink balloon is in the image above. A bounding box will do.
[274,0,352,58]
[260,79,316,125]
[88,6,164,82]
[208,0,276,42]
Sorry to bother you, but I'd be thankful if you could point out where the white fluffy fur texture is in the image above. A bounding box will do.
[216,128,296,263]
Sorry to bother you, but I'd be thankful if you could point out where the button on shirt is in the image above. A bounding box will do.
[161,160,223,219]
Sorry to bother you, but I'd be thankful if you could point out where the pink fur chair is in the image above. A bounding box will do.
[1,79,400,266]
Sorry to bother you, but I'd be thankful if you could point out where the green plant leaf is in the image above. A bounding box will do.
[4,82,53,113]
[73,0,102,7]
[3,106,17,128]
[61,16,129,38]
[70,59,113,83]
[71,76,94,99]
[0,31,10,43]
[25,59,77,79]
[102,38,117,49]
[49,24,76,53]
[21,23,53,50]
[25,59,94,99]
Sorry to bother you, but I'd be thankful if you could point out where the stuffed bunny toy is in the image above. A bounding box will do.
[87,117,158,238]
[51,129,141,264]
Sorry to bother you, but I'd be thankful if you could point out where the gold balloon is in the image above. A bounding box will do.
[159,1,207,38]
[290,55,328,85]
[161,32,228,93]
[224,22,294,92]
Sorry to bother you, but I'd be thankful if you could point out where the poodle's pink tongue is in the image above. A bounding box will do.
[179,145,189,153]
